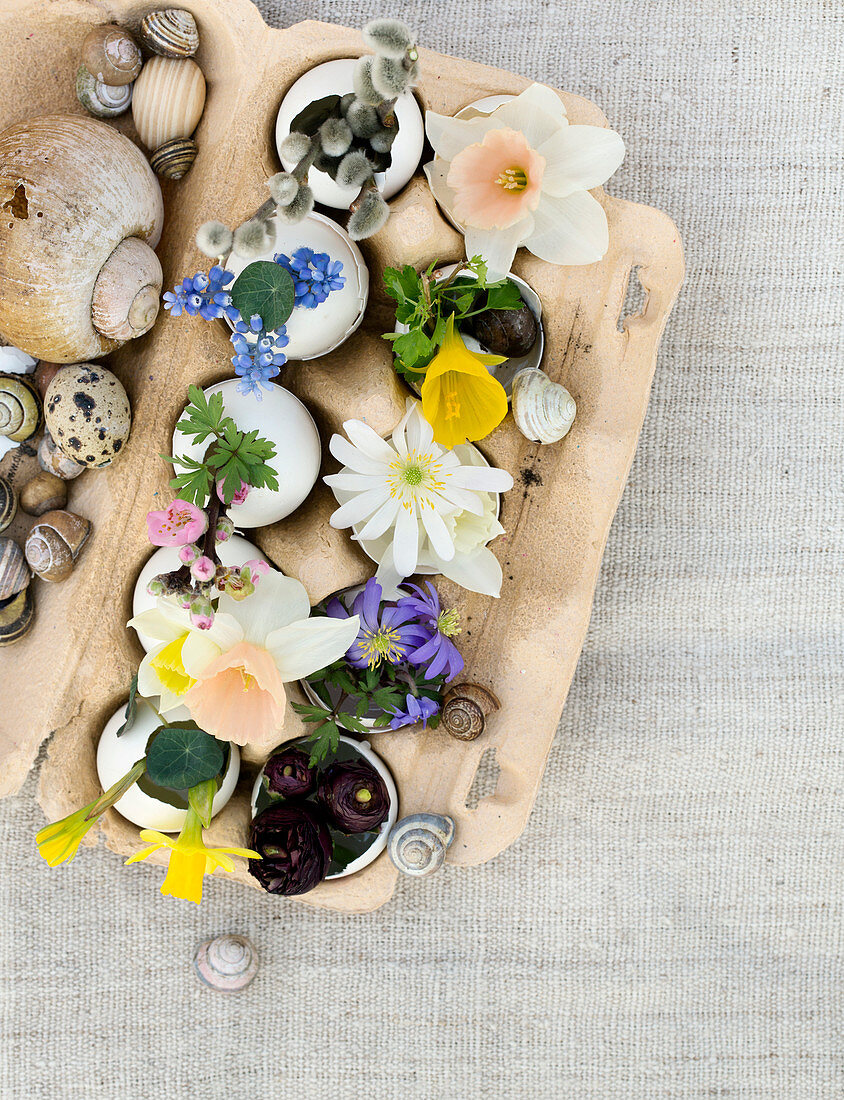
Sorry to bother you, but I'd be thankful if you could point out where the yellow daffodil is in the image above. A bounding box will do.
[36,759,147,867]
[420,315,508,447]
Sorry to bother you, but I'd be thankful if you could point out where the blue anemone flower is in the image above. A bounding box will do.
[388,693,440,730]
[397,582,464,682]
[326,576,430,670]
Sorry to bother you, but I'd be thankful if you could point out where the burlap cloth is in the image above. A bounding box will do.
[1,1,841,1097]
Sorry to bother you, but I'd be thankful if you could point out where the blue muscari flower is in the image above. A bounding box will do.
[163,265,238,321]
[274,247,345,310]
[229,314,289,401]
[388,693,440,730]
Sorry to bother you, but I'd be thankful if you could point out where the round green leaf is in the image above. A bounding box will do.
[230,261,295,332]
[145,723,225,791]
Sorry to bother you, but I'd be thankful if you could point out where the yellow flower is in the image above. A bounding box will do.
[148,634,196,697]
[420,314,508,447]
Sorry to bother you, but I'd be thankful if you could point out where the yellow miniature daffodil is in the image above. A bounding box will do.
[420,314,508,447]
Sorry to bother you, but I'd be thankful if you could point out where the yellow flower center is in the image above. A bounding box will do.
[360,626,405,668]
[437,608,462,638]
[402,464,424,486]
[150,635,196,696]
[496,166,528,192]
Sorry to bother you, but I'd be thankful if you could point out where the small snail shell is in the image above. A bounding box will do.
[76,64,133,118]
[19,471,67,516]
[81,25,142,86]
[38,430,85,480]
[511,367,577,446]
[140,9,200,58]
[149,136,197,180]
[194,935,258,993]
[0,585,34,646]
[388,813,455,877]
[441,683,500,742]
[92,238,162,341]
[0,475,16,533]
[0,374,40,443]
[0,537,30,599]
[132,56,206,151]
[24,509,91,582]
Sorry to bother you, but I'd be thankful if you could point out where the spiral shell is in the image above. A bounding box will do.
[193,935,258,993]
[441,683,500,742]
[140,9,200,58]
[388,813,455,877]
[150,136,197,180]
[511,367,577,446]
[91,238,162,342]
[19,471,67,517]
[0,537,30,599]
[81,25,142,86]
[0,374,40,443]
[76,64,133,118]
[0,476,16,533]
[24,509,91,582]
[38,430,85,480]
[132,56,206,151]
[0,585,34,646]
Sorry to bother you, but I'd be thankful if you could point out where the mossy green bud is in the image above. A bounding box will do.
[280,130,313,163]
[319,117,353,157]
[348,188,390,240]
[337,150,374,189]
[196,220,233,258]
[362,18,415,59]
[353,56,383,106]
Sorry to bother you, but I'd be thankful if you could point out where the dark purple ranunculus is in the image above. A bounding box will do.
[264,747,317,798]
[326,576,431,669]
[248,802,333,895]
[397,582,464,682]
[317,760,391,834]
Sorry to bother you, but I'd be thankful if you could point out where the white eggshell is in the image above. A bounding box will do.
[97,701,240,832]
[225,212,368,360]
[275,58,424,208]
[131,534,268,653]
[172,380,321,528]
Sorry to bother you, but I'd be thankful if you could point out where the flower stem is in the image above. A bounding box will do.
[84,758,147,822]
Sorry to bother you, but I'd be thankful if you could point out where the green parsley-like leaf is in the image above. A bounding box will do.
[231,261,295,332]
[146,723,225,790]
[306,720,341,767]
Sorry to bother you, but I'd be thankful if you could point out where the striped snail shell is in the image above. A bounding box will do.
[76,65,134,118]
[24,509,91,582]
[0,475,16,533]
[511,367,576,446]
[0,537,30,599]
[194,935,258,993]
[150,136,197,180]
[0,585,34,646]
[441,683,500,742]
[0,374,40,443]
[140,10,200,58]
[388,813,455,877]
[38,430,85,480]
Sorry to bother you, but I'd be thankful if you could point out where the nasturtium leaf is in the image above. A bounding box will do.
[115,674,139,738]
[231,261,295,332]
[145,722,225,791]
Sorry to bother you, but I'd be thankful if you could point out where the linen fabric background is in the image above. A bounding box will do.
[1,1,841,1097]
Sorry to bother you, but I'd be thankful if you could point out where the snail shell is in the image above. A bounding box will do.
[0,585,34,646]
[388,813,455,877]
[38,430,85,480]
[0,475,17,532]
[24,509,91,582]
[76,64,133,118]
[0,537,30,599]
[0,116,163,362]
[149,136,197,180]
[140,9,200,58]
[132,56,206,151]
[19,471,67,516]
[193,935,258,993]
[81,25,142,86]
[441,683,500,742]
[92,238,162,341]
[0,374,40,443]
[511,367,577,446]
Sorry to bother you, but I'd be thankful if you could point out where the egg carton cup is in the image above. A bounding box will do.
[0,0,684,913]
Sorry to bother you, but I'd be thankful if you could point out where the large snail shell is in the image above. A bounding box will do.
[0,374,40,443]
[441,683,500,742]
[0,585,34,646]
[149,136,197,180]
[132,56,206,151]
[0,537,30,599]
[19,471,66,516]
[194,935,258,993]
[140,10,200,58]
[92,238,162,341]
[76,64,133,118]
[511,367,577,445]
[388,813,455,877]
[38,430,85,480]
[0,116,163,362]
[81,25,142,87]
[0,475,16,532]
[24,509,91,582]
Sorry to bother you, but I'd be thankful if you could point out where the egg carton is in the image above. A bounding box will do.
[0,0,684,912]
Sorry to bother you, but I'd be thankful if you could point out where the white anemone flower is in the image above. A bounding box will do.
[424,83,625,277]
[325,400,513,588]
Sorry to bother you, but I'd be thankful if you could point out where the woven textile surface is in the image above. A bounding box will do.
[1,1,841,1097]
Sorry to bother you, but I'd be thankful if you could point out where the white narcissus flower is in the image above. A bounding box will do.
[325,400,513,595]
[128,570,360,746]
[424,83,625,277]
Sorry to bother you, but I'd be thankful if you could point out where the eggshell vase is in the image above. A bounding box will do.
[250,735,398,880]
[275,58,424,208]
[225,212,368,360]
[131,535,269,653]
[171,380,321,527]
[96,701,240,832]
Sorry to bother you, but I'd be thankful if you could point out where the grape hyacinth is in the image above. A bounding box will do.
[274,248,345,309]
[163,266,238,321]
[230,314,289,399]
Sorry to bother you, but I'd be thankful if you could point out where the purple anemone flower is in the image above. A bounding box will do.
[397,582,464,682]
[326,576,430,669]
[389,693,440,730]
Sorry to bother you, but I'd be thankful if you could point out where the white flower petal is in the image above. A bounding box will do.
[343,419,397,463]
[323,471,384,493]
[463,218,532,279]
[329,484,391,528]
[217,569,311,645]
[419,503,455,562]
[180,629,228,679]
[392,501,419,578]
[355,495,401,541]
[449,465,514,493]
[423,159,460,221]
[127,598,191,643]
[436,485,486,516]
[425,110,505,161]
[404,402,435,452]
[329,435,390,475]
[437,545,503,597]
[492,84,568,146]
[540,125,625,197]
[374,550,404,601]
[266,615,361,683]
[526,189,609,266]
[137,648,166,698]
